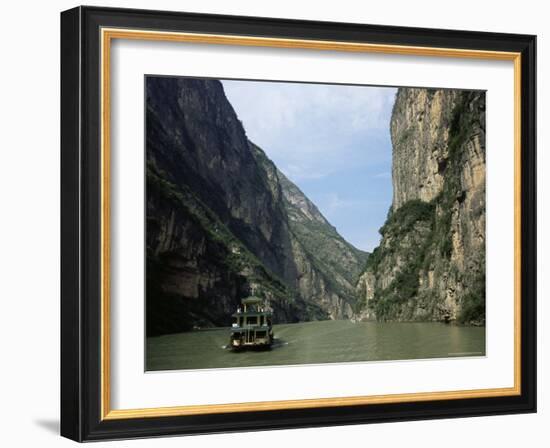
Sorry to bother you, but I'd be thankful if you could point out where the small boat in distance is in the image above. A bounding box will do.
[229,297,273,350]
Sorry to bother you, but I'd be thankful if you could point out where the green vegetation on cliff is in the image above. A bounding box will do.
[365,200,435,320]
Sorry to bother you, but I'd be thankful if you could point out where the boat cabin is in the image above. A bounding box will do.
[230,297,273,350]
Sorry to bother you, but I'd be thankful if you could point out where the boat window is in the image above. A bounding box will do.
[246,316,258,325]
[259,316,264,326]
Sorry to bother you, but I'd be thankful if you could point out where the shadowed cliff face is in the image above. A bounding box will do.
[356,88,486,325]
[146,77,367,335]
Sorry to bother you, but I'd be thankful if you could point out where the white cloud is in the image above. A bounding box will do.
[222,80,396,180]
[320,193,389,218]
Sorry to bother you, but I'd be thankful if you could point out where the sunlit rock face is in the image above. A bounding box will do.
[356,88,486,325]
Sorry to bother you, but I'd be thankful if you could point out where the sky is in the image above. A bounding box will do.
[222,79,397,252]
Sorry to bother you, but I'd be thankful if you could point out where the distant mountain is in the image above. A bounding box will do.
[146,77,367,336]
[274,159,368,317]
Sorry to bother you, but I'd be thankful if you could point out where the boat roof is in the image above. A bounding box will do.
[232,311,272,318]
[241,296,263,305]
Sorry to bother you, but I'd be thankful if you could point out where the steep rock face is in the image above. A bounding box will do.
[356,88,486,325]
[277,166,367,319]
[146,77,366,335]
[147,78,296,283]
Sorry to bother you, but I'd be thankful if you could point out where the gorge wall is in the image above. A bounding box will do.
[356,88,486,325]
[146,77,367,336]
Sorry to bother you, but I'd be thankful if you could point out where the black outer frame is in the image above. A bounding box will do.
[60,5,537,442]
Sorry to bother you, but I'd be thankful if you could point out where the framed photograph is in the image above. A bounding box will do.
[60,6,536,441]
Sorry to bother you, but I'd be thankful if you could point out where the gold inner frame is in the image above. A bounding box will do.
[100,27,522,420]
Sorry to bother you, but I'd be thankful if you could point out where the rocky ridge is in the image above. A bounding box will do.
[146,77,367,335]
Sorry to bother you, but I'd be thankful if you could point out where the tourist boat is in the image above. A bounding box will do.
[229,297,273,350]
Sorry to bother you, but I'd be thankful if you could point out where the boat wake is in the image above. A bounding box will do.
[220,338,288,351]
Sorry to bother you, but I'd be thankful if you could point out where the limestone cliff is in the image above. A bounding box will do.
[146,77,366,335]
[356,88,486,325]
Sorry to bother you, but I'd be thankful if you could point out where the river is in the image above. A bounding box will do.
[146,320,485,371]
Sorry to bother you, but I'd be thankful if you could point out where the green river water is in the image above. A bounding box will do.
[146,320,485,371]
